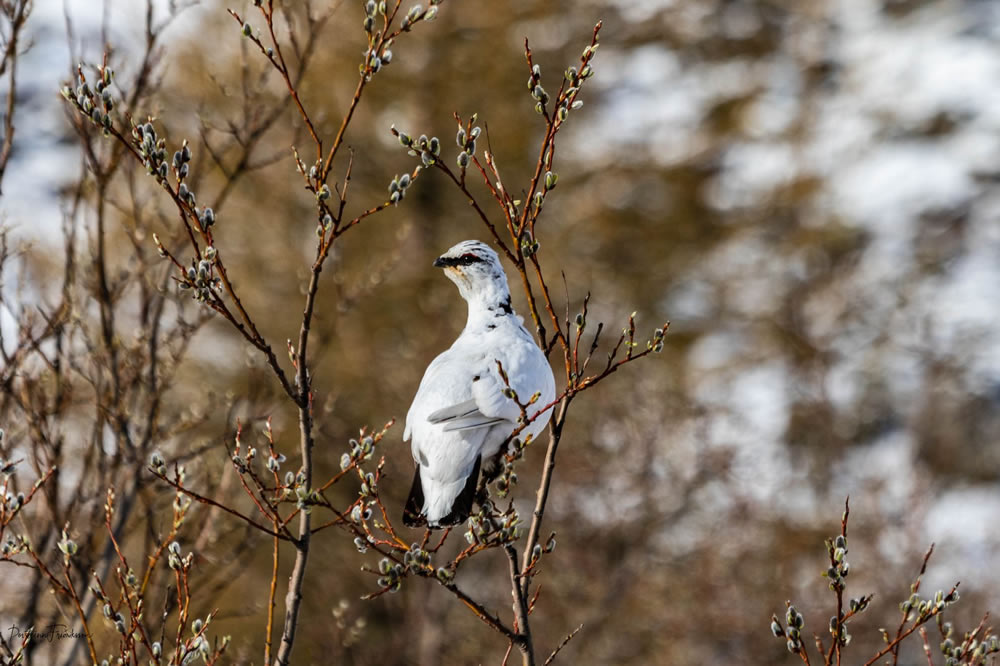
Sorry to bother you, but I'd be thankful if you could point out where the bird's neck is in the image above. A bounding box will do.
[462,281,514,327]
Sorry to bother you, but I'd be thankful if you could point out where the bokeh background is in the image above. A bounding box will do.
[2,0,999,663]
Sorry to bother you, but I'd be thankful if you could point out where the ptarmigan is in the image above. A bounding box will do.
[403,240,556,528]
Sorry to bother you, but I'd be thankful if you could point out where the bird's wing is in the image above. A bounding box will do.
[405,351,456,442]
[405,345,490,448]
[426,399,479,423]
[425,352,521,433]
[441,414,507,432]
[425,398,502,432]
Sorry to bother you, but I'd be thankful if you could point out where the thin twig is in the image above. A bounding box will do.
[544,624,583,665]
[153,470,291,540]
[918,627,934,666]
[265,529,279,664]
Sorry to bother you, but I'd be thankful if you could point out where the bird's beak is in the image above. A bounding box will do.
[433,256,450,268]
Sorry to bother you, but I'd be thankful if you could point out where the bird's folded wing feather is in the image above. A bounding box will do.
[427,399,479,423]
[440,414,506,432]
[424,356,520,433]
[427,398,506,432]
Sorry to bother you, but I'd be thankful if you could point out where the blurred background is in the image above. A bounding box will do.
[2,0,999,663]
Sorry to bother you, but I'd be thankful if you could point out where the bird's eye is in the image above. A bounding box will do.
[458,253,481,265]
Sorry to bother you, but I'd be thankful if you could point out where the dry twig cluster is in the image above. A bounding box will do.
[3,2,665,665]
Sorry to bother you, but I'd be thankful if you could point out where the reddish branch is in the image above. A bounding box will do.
[406,20,665,666]
[53,7,658,666]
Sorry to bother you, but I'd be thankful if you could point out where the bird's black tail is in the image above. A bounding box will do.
[402,468,427,527]
[402,457,481,529]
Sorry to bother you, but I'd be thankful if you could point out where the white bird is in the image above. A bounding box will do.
[403,240,556,528]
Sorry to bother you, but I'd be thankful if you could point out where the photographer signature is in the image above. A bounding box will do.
[7,624,84,644]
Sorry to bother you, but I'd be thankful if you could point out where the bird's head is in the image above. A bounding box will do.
[434,240,511,307]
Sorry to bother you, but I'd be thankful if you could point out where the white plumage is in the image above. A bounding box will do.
[403,240,556,527]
